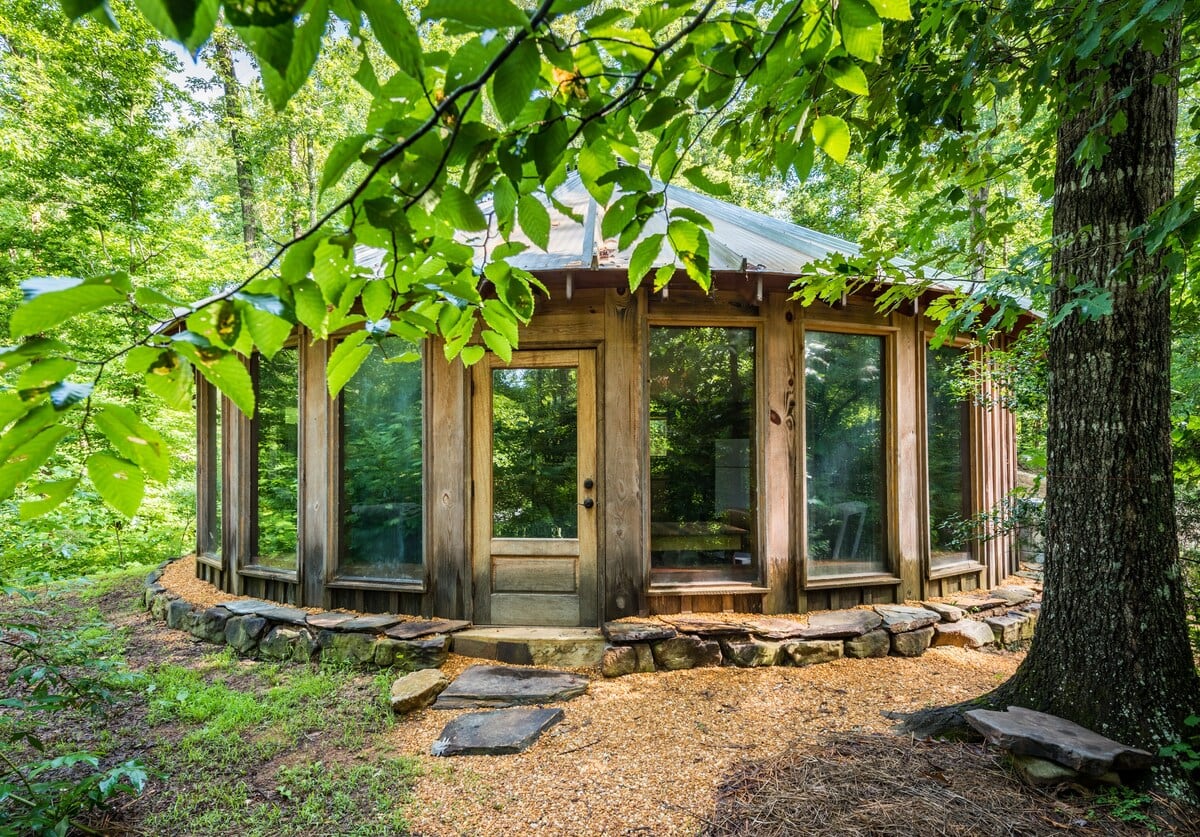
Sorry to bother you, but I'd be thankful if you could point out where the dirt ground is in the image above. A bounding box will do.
[3,572,1194,836]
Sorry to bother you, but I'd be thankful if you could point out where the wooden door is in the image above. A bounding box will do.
[472,349,598,626]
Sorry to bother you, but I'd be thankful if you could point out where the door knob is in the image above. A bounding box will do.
[583,478,594,490]
[581,498,595,509]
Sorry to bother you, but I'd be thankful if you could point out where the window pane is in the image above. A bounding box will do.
[649,327,757,584]
[212,396,222,552]
[805,331,887,577]
[254,349,298,571]
[340,339,424,580]
[492,366,578,539]
[927,345,973,569]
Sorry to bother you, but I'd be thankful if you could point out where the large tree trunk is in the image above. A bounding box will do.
[905,25,1198,794]
[210,30,259,256]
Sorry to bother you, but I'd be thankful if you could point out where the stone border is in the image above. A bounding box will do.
[141,564,466,670]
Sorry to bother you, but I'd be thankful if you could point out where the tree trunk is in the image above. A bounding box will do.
[210,30,259,255]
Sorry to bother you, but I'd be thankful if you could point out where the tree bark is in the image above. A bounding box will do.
[905,25,1198,795]
[210,30,259,256]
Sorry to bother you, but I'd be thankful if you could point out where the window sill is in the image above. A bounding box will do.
[240,565,299,582]
[803,573,902,590]
[327,576,425,594]
[647,583,770,596]
[928,560,986,581]
[196,552,223,570]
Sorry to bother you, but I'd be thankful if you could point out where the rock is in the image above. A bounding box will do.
[843,629,890,659]
[254,605,310,626]
[1011,755,1121,788]
[631,643,656,673]
[221,599,276,616]
[873,605,941,634]
[602,621,677,643]
[434,664,589,709]
[720,637,782,668]
[224,615,267,655]
[318,630,378,666]
[336,614,402,633]
[601,645,639,677]
[950,596,1009,613]
[149,592,174,620]
[260,626,302,660]
[306,611,357,630]
[431,708,564,757]
[189,607,231,644]
[921,602,965,623]
[374,636,449,669]
[933,620,995,649]
[798,610,882,639]
[985,614,1026,644]
[964,706,1154,776]
[143,583,166,609]
[384,619,471,640]
[991,585,1035,605]
[293,629,320,663]
[783,639,843,666]
[890,626,935,657]
[144,568,163,586]
[390,669,450,714]
[650,635,723,670]
[662,616,749,637]
[165,598,192,630]
[1013,610,1037,640]
[743,617,811,640]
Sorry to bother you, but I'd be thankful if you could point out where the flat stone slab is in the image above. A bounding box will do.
[391,668,450,714]
[933,620,996,649]
[949,596,1009,612]
[254,605,310,626]
[434,664,589,709]
[335,614,402,633]
[964,706,1154,776]
[662,616,750,637]
[743,617,811,640]
[306,611,357,630]
[602,621,677,643]
[797,610,882,639]
[220,599,275,616]
[451,627,606,668]
[921,602,964,623]
[431,708,564,756]
[873,605,940,634]
[384,619,471,640]
[991,585,1036,605]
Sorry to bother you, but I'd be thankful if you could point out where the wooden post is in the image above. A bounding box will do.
[762,294,795,613]
[428,342,471,620]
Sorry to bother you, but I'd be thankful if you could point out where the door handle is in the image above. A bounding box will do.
[583,478,594,490]
[581,498,595,509]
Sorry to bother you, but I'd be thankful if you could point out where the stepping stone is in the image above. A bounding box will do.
[949,596,1008,612]
[431,708,564,757]
[433,664,589,709]
[390,669,450,714]
[933,620,995,649]
[384,619,471,640]
[921,602,964,623]
[306,611,357,630]
[985,613,1026,644]
[336,614,402,633]
[964,706,1153,776]
[873,605,940,634]
[743,617,811,640]
[991,585,1036,605]
[1015,570,1043,581]
[662,616,750,637]
[255,605,310,626]
[797,610,882,639]
[602,621,677,643]
[221,599,275,616]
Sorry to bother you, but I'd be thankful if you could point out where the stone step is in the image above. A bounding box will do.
[451,626,607,668]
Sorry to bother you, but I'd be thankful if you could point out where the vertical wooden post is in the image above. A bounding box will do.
[300,334,333,607]
[428,341,470,620]
[895,316,922,602]
[762,294,795,614]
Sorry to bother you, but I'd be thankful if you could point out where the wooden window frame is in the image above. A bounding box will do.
[643,312,768,593]
[326,333,428,593]
[797,320,902,589]
[195,378,224,570]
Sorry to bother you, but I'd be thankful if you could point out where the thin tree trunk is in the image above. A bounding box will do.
[210,30,259,256]
[287,133,305,239]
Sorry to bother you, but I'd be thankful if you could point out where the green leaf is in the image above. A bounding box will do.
[481,299,519,345]
[129,348,193,411]
[0,425,70,503]
[436,184,488,231]
[173,343,255,416]
[601,195,638,241]
[327,331,373,397]
[812,114,851,163]
[578,140,617,205]
[460,344,486,365]
[491,39,539,124]
[0,338,67,374]
[517,195,551,250]
[93,404,169,483]
[838,0,883,62]
[134,286,184,311]
[669,206,713,231]
[234,21,295,82]
[10,274,129,338]
[680,167,731,196]
[481,329,512,363]
[262,0,329,111]
[19,478,79,521]
[824,58,869,95]
[86,453,144,519]
[628,233,665,290]
[244,306,295,360]
[422,0,527,30]
[653,263,675,291]
[321,133,371,195]
[866,0,910,20]
[292,278,329,335]
[361,279,393,321]
[353,0,422,78]
[133,0,218,53]
[18,358,78,394]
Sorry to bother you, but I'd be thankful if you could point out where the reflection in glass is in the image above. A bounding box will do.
[927,344,974,569]
[211,397,222,554]
[254,349,299,570]
[492,366,578,539]
[649,327,757,584]
[805,331,887,577]
[340,338,424,580]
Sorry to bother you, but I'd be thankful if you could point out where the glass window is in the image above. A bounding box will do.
[927,344,974,570]
[252,348,299,571]
[492,366,578,539]
[197,385,221,558]
[804,331,887,578]
[339,338,424,580]
[649,327,757,585]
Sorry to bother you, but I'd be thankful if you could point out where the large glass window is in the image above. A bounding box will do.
[649,327,757,585]
[804,331,887,578]
[492,366,578,539]
[196,384,222,560]
[339,338,424,580]
[926,344,975,570]
[251,348,299,572]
